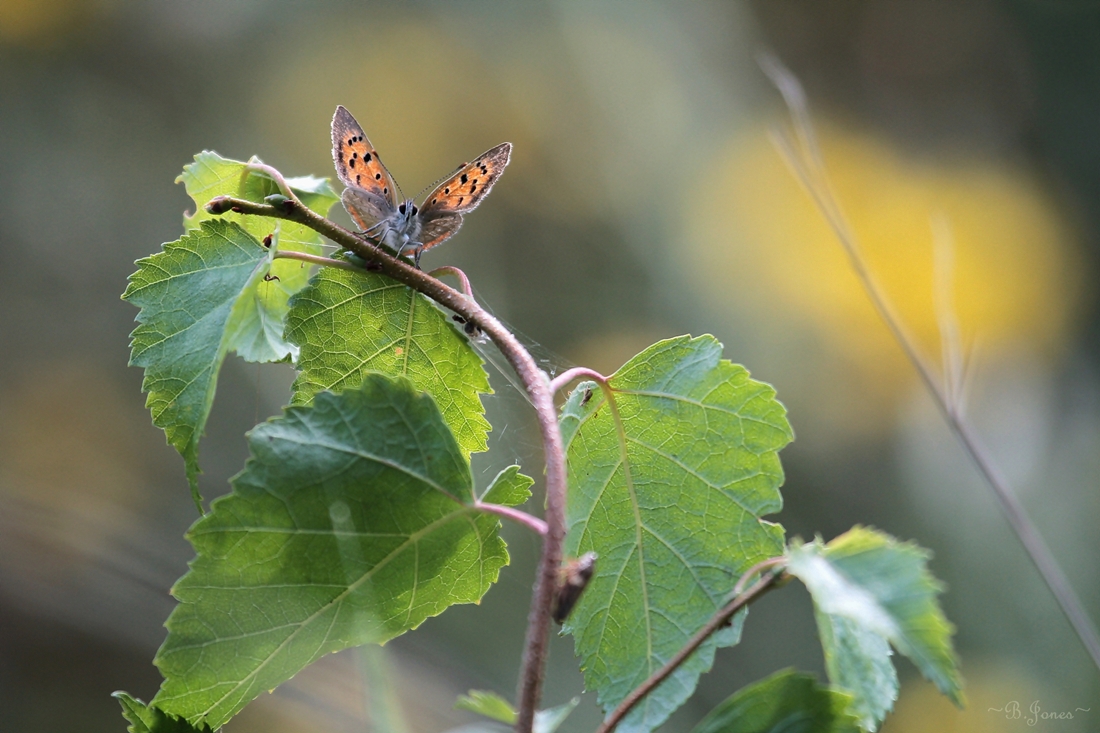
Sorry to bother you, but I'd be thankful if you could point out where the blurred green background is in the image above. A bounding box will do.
[1,1,1098,731]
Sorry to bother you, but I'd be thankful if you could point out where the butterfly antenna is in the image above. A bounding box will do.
[414,162,466,201]
[377,155,405,200]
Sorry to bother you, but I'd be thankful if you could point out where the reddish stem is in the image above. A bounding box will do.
[476,502,549,536]
[595,566,786,733]
[429,265,475,299]
[207,195,566,733]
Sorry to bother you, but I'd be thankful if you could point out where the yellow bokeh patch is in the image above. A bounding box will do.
[0,0,97,46]
[684,119,1084,404]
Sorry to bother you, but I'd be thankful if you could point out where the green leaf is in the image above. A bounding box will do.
[559,335,793,733]
[286,265,492,458]
[785,527,964,730]
[812,613,896,729]
[115,693,212,733]
[456,690,516,724]
[535,697,581,733]
[123,219,271,507]
[178,151,339,363]
[689,669,860,733]
[152,375,520,730]
[481,465,535,505]
[454,690,579,733]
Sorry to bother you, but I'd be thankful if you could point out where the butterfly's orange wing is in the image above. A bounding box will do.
[331,106,400,230]
[415,142,512,251]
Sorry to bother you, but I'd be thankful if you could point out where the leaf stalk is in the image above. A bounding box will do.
[595,564,788,733]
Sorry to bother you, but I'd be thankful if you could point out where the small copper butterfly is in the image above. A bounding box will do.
[331,106,512,267]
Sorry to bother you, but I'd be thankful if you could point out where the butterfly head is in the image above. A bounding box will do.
[379,199,423,259]
[332,106,511,267]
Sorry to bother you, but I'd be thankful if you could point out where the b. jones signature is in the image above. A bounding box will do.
[989,700,1091,725]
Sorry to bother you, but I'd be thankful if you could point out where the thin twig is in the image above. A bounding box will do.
[273,250,363,272]
[429,265,475,299]
[760,54,1100,672]
[476,502,549,536]
[595,566,787,733]
[206,194,567,733]
[732,556,787,595]
[244,160,303,205]
[548,367,609,397]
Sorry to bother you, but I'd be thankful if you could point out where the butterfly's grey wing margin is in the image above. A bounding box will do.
[341,186,397,233]
[417,213,465,251]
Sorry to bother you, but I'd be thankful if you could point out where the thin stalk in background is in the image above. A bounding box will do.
[759,53,1100,673]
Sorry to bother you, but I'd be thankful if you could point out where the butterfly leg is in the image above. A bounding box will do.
[391,240,424,269]
[355,220,387,245]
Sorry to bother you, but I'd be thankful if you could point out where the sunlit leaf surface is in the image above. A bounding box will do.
[786,527,964,730]
[178,151,339,363]
[123,219,270,504]
[286,265,491,458]
[559,335,793,733]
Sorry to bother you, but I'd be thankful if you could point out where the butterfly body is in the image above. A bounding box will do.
[352,195,420,253]
[331,106,511,266]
